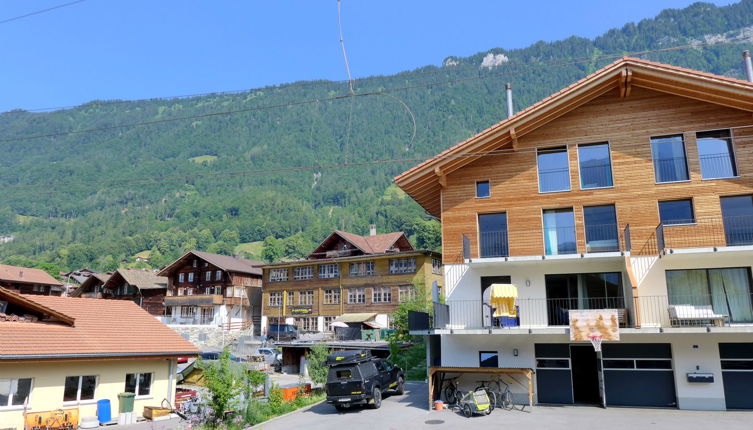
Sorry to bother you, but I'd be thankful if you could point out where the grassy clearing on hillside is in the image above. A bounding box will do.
[189,155,218,164]
[234,241,263,259]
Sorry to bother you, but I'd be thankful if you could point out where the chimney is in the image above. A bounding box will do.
[744,51,753,82]
[19,271,23,278]
[369,224,377,236]
[506,83,514,118]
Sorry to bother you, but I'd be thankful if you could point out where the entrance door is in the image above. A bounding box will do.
[720,343,753,409]
[570,345,601,404]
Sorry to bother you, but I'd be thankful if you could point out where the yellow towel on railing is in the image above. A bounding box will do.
[490,284,517,317]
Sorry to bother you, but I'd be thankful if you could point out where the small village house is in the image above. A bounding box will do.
[158,250,263,332]
[260,228,443,336]
[396,57,753,410]
[0,264,64,296]
[69,273,112,299]
[0,287,198,429]
[99,269,168,317]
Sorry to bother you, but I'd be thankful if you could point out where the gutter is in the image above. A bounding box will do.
[0,351,199,360]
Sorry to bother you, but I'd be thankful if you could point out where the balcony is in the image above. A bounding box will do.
[462,224,631,261]
[656,215,753,253]
[164,294,223,307]
[428,294,753,331]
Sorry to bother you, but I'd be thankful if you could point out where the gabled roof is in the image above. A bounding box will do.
[0,287,75,326]
[158,250,263,277]
[394,57,753,217]
[308,230,413,258]
[0,264,63,286]
[104,269,166,291]
[69,273,111,298]
[0,290,199,360]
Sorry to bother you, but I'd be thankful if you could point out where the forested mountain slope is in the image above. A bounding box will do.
[1,0,753,273]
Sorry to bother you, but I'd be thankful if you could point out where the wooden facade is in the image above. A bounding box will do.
[102,270,167,317]
[395,58,753,264]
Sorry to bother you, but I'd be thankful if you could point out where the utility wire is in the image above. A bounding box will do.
[4,35,751,145]
[0,0,86,26]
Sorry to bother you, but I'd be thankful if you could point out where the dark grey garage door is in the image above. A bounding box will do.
[720,343,753,409]
[535,344,572,404]
[602,343,676,407]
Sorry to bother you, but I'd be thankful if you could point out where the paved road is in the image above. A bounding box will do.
[253,382,753,430]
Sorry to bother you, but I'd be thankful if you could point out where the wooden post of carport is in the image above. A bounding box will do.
[428,366,535,410]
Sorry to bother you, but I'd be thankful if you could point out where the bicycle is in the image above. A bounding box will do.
[441,375,462,404]
[475,376,525,412]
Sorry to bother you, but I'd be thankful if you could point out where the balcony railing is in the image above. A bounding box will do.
[429,294,753,330]
[463,223,630,260]
[656,215,753,252]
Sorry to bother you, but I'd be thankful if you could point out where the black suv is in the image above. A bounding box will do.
[266,323,298,341]
[325,350,405,410]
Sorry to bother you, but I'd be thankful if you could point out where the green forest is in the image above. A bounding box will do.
[1,0,753,276]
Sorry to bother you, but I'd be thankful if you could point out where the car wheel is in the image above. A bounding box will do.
[395,377,405,395]
[369,387,382,409]
[463,404,472,417]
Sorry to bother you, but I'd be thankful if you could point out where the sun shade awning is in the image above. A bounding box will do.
[334,313,377,323]
[490,284,517,318]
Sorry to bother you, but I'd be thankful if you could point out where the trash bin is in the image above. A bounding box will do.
[117,392,135,413]
[96,399,111,424]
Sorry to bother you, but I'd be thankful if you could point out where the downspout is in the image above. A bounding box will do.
[744,50,753,82]
[167,358,175,406]
[506,83,514,118]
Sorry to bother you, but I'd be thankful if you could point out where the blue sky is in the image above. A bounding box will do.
[0,0,734,112]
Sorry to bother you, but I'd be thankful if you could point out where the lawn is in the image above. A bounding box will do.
[189,155,218,164]
[234,241,263,259]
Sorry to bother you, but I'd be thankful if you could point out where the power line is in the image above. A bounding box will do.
[3,36,751,144]
[0,0,86,26]
[6,33,750,114]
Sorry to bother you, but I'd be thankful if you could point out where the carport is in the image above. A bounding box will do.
[428,367,535,409]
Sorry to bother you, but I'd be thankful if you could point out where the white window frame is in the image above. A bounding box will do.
[323,316,336,332]
[318,264,340,279]
[269,268,288,282]
[324,289,340,305]
[178,273,185,283]
[205,271,212,281]
[398,285,416,303]
[215,270,222,281]
[389,258,416,274]
[180,306,196,318]
[188,272,195,282]
[432,258,442,275]
[372,287,392,303]
[125,372,153,399]
[0,378,33,411]
[269,291,282,307]
[192,260,197,268]
[186,288,193,296]
[349,261,375,277]
[293,266,314,281]
[347,288,366,304]
[299,290,314,305]
[62,375,97,406]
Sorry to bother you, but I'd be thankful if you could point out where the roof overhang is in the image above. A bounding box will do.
[394,57,753,217]
[0,287,75,326]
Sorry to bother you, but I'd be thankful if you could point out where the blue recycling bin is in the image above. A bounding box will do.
[97,399,112,424]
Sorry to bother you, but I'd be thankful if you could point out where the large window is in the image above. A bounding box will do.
[666,268,753,323]
[180,306,196,318]
[659,199,695,225]
[347,288,366,304]
[269,268,288,282]
[293,266,314,281]
[178,273,184,283]
[543,208,577,255]
[545,273,624,325]
[349,262,375,277]
[299,290,314,305]
[63,376,97,403]
[399,285,416,302]
[479,351,499,368]
[0,378,32,409]
[125,373,152,397]
[268,291,282,306]
[389,258,416,274]
[296,317,317,332]
[478,213,508,258]
[721,195,753,246]
[578,142,613,189]
[372,287,392,303]
[537,147,570,192]
[323,289,340,305]
[318,264,340,279]
[583,205,619,253]
[696,130,737,179]
[476,180,490,198]
[651,134,689,183]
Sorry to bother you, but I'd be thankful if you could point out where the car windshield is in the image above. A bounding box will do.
[328,366,358,381]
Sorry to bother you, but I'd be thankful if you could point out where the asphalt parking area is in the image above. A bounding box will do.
[253,382,753,430]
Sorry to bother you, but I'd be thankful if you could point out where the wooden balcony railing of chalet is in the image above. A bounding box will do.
[164,294,224,307]
[431,294,753,330]
[656,215,753,253]
[461,224,631,260]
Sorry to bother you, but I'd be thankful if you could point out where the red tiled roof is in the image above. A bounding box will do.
[0,292,198,360]
[0,264,63,286]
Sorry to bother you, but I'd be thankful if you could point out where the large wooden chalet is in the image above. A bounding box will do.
[0,264,64,296]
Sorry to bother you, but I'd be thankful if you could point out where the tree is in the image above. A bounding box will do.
[201,348,244,425]
[306,343,331,385]
[387,282,430,379]
[261,236,285,263]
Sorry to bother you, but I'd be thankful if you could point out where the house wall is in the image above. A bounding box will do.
[440,87,753,263]
[438,332,743,410]
[0,358,174,430]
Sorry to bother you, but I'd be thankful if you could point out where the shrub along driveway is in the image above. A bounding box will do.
[253,382,753,430]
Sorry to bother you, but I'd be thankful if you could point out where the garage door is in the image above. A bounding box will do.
[534,344,572,404]
[720,343,753,409]
[602,343,676,407]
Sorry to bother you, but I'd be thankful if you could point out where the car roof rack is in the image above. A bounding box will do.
[326,349,373,366]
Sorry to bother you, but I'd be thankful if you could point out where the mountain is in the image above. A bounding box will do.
[1,1,753,273]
